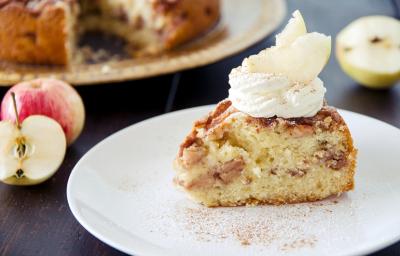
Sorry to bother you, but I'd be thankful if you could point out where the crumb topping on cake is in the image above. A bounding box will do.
[179,100,347,159]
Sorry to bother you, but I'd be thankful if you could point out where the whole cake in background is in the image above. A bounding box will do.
[173,11,357,207]
[0,0,220,65]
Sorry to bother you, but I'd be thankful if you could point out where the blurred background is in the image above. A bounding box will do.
[0,0,399,255]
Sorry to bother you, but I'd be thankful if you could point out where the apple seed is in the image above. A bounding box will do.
[15,169,24,179]
[13,138,29,159]
[370,36,382,44]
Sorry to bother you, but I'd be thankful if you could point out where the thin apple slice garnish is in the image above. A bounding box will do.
[276,10,307,47]
[0,115,66,185]
[244,32,331,83]
[336,16,400,88]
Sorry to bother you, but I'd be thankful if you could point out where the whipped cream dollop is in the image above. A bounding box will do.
[228,66,326,118]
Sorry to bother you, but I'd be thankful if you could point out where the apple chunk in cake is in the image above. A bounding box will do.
[173,100,357,207]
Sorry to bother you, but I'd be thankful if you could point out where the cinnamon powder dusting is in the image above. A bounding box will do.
[144,193,358,254]
[281,236,318,251]
[167,200,350,250]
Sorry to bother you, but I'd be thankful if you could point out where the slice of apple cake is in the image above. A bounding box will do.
[173,100,356,207]
[173,10,357,207]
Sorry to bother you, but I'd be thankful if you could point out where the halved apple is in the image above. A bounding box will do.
[0,115,66,185]
[336,16,400,88]
[276,10,307,47]
[244,32,331,83]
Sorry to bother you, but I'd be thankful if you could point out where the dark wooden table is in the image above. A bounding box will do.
[1,0,400,255]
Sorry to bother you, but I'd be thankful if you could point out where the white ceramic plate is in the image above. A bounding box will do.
[67,105,400,256]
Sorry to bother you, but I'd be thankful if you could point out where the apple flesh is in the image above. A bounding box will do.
[243,10,331,83]
[0,115,66,185]
[1,79,85,145]
[336,16,400,88]
[275,10,307,47]
[244,32,331,83]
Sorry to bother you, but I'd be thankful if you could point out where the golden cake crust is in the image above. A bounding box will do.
[153,0,220,50]
[0,1,75,65]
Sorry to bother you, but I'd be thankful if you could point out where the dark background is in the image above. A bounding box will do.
[1,0,400,255]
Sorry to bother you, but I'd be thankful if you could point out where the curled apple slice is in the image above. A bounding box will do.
[0,115,66,185]
[244,32,331,83]
[276,10,307,47]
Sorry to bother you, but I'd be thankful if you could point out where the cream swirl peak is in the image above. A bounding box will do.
[228,67,326,118]
[228,10,330,118]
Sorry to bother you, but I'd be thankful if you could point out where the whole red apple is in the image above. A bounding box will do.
[1,78,85,145]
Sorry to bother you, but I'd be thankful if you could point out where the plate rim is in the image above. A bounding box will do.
[67,105,400,256]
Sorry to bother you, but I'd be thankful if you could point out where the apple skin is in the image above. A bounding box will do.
[336,47,400,89]
[1,78,85,145]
